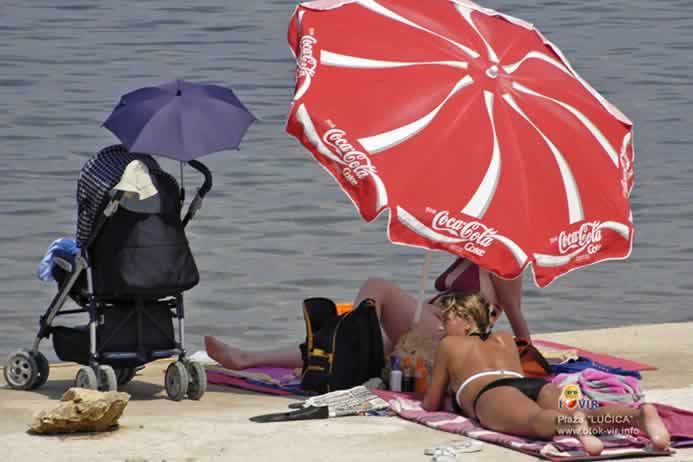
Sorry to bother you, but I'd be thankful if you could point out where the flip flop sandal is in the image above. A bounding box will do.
[425,439,483,455]
[431,447,457,462]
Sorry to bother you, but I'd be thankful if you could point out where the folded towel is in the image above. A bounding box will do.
[552,368,644,406]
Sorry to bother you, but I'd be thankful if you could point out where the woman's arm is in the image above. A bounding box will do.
[422,338,451,411]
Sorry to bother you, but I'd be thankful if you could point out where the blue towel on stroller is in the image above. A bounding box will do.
[37,238,80,282]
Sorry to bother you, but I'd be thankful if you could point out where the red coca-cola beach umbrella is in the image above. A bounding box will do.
[286,0,635,289]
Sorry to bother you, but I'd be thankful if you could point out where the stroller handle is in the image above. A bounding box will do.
[182,160,213,227]
[188,160,213,198]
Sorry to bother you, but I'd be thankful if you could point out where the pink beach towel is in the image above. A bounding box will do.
[206,366,308,396]
[374,390,672,461]
[208,369,693,451]
[651,403,693,442]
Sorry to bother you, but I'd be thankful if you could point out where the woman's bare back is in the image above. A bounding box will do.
[441,330,524,417]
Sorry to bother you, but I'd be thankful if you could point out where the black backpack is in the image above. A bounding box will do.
[299,298,384,394]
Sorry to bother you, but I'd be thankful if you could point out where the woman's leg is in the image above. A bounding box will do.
[536,383,671,450]
[489,272,531,339]
[353,277,444,353]
[206,277,441,368]
[205,336,302,370]
[475,386,604,455]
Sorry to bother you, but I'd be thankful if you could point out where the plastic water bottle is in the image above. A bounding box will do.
[389,356,402,392]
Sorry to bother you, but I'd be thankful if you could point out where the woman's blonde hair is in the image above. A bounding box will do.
[439,292,495,336]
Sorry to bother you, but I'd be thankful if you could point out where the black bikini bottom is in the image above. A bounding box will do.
[473,377,550,412]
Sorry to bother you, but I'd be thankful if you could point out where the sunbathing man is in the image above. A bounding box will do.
[422,292,671,456]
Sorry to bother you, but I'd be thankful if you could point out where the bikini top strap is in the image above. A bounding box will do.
[469,331,491,341]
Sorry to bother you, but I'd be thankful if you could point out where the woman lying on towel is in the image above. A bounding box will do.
[205,277,448,369]
[422,292,670,456]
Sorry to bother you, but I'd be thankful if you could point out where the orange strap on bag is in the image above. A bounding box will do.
[336,303,353,316]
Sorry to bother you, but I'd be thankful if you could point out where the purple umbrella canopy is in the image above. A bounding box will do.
[103,79,256,161]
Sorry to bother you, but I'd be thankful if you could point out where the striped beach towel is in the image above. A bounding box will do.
[380,392,671,461]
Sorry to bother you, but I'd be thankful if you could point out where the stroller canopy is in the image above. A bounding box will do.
[76,145,176,246]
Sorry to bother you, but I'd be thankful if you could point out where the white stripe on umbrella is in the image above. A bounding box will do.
[541,38,632,126]
[512,82,621,167]
[502,51,573,77]
[533,221,631,267]
[462,90,501,219]
[502,92,584,225]
[294,75,313,102]
[451,0,535,31]
[492,234,529,267]
[370,172,390,213]
[620,132,632,163]
[356,0,480,59]
[358,76,474,154]
[287,10,304,59]
[320,50,469,70]
[453,3,499,63]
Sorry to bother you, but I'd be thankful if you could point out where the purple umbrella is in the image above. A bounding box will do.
[103,79,256,161]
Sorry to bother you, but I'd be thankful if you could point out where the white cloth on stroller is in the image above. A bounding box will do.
[113,160,158,200]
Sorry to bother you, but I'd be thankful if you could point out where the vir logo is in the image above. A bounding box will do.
[558,384,599,409]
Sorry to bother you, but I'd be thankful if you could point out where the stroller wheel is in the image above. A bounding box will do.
[31,351,50,389]
[186,361,207,401]
[3,350,39,390]
[97,365,118,392]
[74,366,98,390]
[165,361,189,401]
[115,367,137,386]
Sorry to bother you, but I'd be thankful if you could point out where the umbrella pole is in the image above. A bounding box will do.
[179,161,185,207]
[413,250,433,324]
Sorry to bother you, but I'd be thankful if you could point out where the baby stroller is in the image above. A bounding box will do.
[3,146,212,401]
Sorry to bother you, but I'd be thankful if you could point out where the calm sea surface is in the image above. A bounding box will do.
[1,0,691,360]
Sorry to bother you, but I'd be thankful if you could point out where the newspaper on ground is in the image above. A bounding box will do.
[299,385,389,417]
